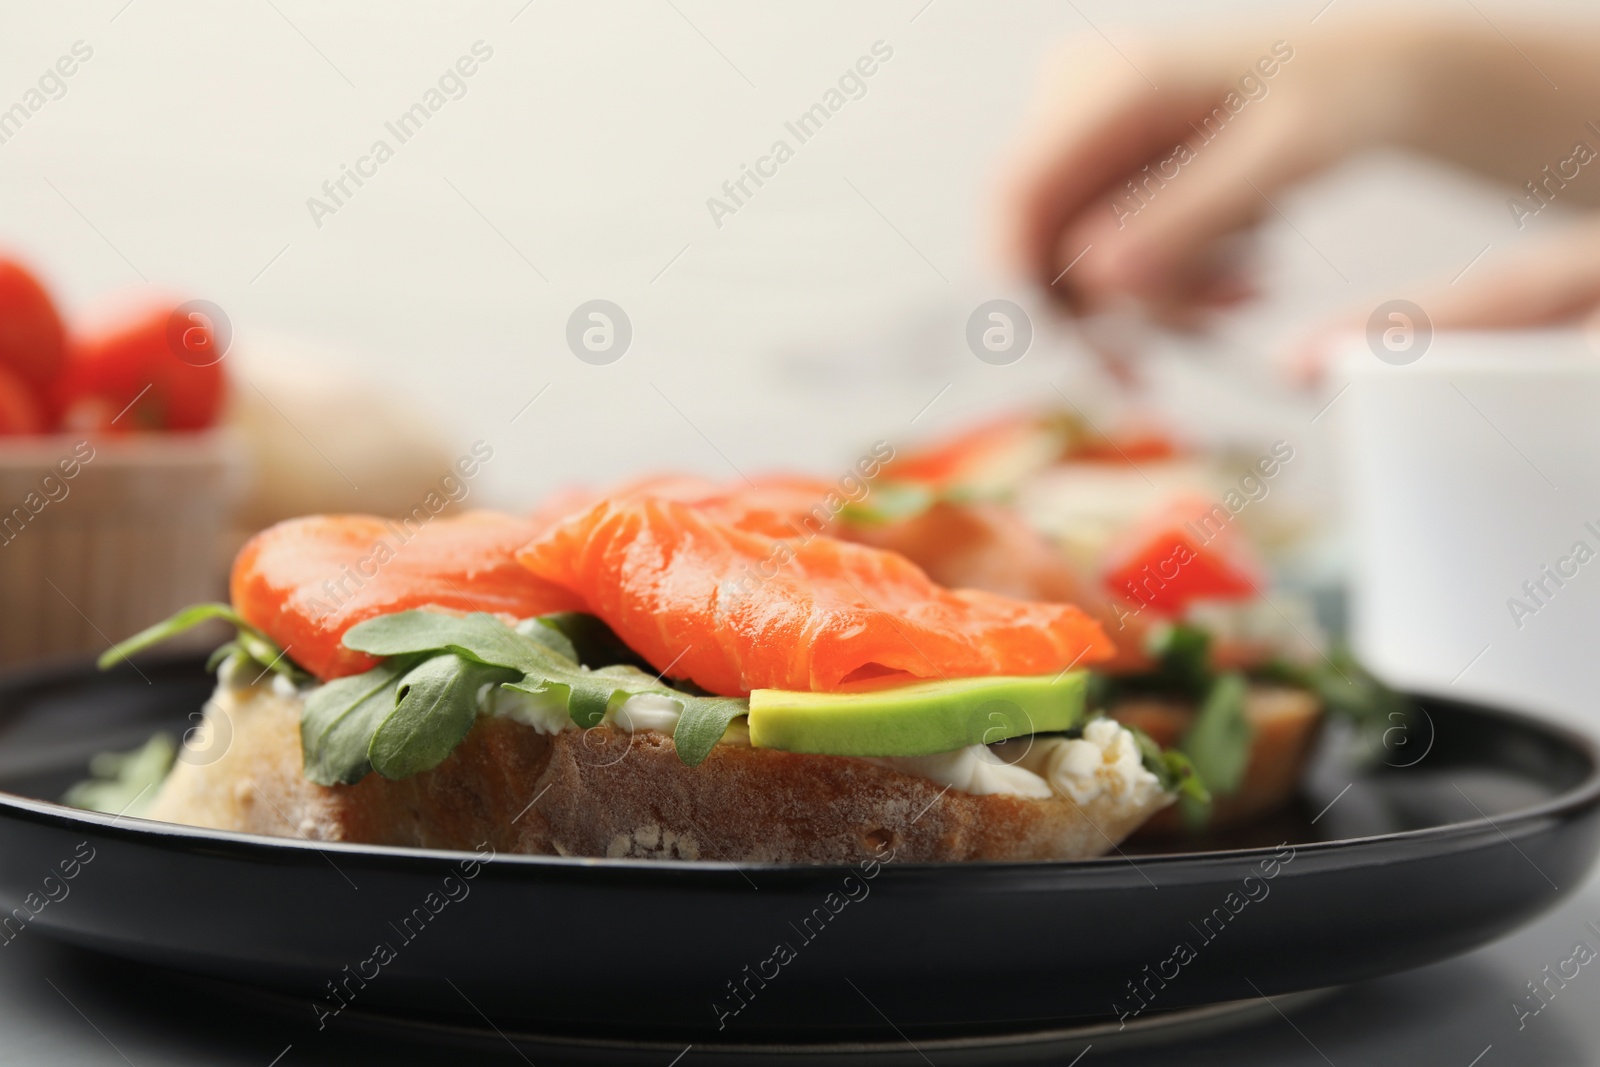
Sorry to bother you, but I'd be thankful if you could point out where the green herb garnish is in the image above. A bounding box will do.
[1260,646,1410,731]
[1093,621,1408,823]
[313,610,750,782]
[1258,645,1414,761]
[370,654,522,779]
[1180,672,1253,796]
[63,733,178,816]
[301,655,422,785]
[838,482,938,525]
[1145,622,1214,695]
[101,604,752,785]
[98,602,310,685]
[1087,623,1247,819]
[1127,723,1210,810]
[535,611,653,671]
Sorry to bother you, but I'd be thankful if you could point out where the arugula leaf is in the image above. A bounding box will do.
[1125,720,1211,830]
[98,602,310,684]
[673,698,748,767]
[1178,780,1213,831]
[1083,670,1116,716]
[319,610,753,776]
[63,733,178,816]
[1160,746,1213,830]
[503,663,749,764]
[98,602,244,668]
[344,611,555,673]
[502,651,747,766]
[1180,671,1254,796]
[1086,623,1256,817]
[369,655,521,779]
[205,641,243,673]
[502,662,659,728]
[300,656,422,785]
[505,646,747,766]
[1126,723,1211,807]
[837,481,936,525]
[1145,622,1213,697]
[348,610,727,729]
[1099,624,1402,821]
[534,612,651,671]
[1162,750,1211,807]
[1261,646,1410,736]
[511,617,582,663]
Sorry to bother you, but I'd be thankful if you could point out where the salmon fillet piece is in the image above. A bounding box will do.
[684,476,844,537]
[516,494,1113,696]
[232,511,584,680]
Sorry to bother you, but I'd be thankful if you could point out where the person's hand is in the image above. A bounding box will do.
[998,24,1415,321]
[998,17,1600,326]
[1293,214,1600,380]
[1401,216,1600,331]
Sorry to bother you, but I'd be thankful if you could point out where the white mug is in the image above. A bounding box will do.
[1336,329,1600,725]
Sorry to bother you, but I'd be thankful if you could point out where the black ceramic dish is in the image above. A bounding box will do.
[0,654,1596,1055]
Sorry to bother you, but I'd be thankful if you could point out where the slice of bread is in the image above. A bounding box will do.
[146,682,1174,864]
[1111,684,1323,835]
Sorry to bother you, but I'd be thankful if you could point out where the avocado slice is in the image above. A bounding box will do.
[746,672,1089,757]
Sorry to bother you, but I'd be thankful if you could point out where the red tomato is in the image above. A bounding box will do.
[1073,425,1182,464]
[1101,495,1262,616]
[894,414,1069,491]
[0,364,45,435]
[0,260,67,398]
[58,307,226,432]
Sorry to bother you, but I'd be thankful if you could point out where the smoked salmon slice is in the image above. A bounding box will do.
[232,512,584,680]
[678,479,1160,670]
[683,476,845,538]
[516,494,1114,697]
[534,474,851,542]
[839,499,1162,672]
[563,474,842,539]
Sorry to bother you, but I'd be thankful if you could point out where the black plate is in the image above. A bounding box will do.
[0,654,1596,1053]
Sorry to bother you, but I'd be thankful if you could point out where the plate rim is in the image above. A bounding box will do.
[256,984,1341,1055]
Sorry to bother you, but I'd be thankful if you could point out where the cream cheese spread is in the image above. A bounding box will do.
[888,718,1166,805]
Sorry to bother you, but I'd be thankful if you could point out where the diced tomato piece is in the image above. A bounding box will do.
[895,416,1020,485]
[57,306,226,432]
[895,414,1069,493]
[1101,496,1262,616]
[1073,423,1182,464]
[0,260,67,402]
[0,364,45,435]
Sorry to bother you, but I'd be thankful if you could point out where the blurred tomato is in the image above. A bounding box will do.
[1101,495,1262,616]
[893,414,1071,495]
[1074,425,1181,464]
[0,259,67,402]
[0,364,45,435]
[58,307,225,432]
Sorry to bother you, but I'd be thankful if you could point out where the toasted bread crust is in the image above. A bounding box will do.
[147,684,1172,863]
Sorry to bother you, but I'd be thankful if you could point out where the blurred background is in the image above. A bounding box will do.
[2,0,1599,718]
